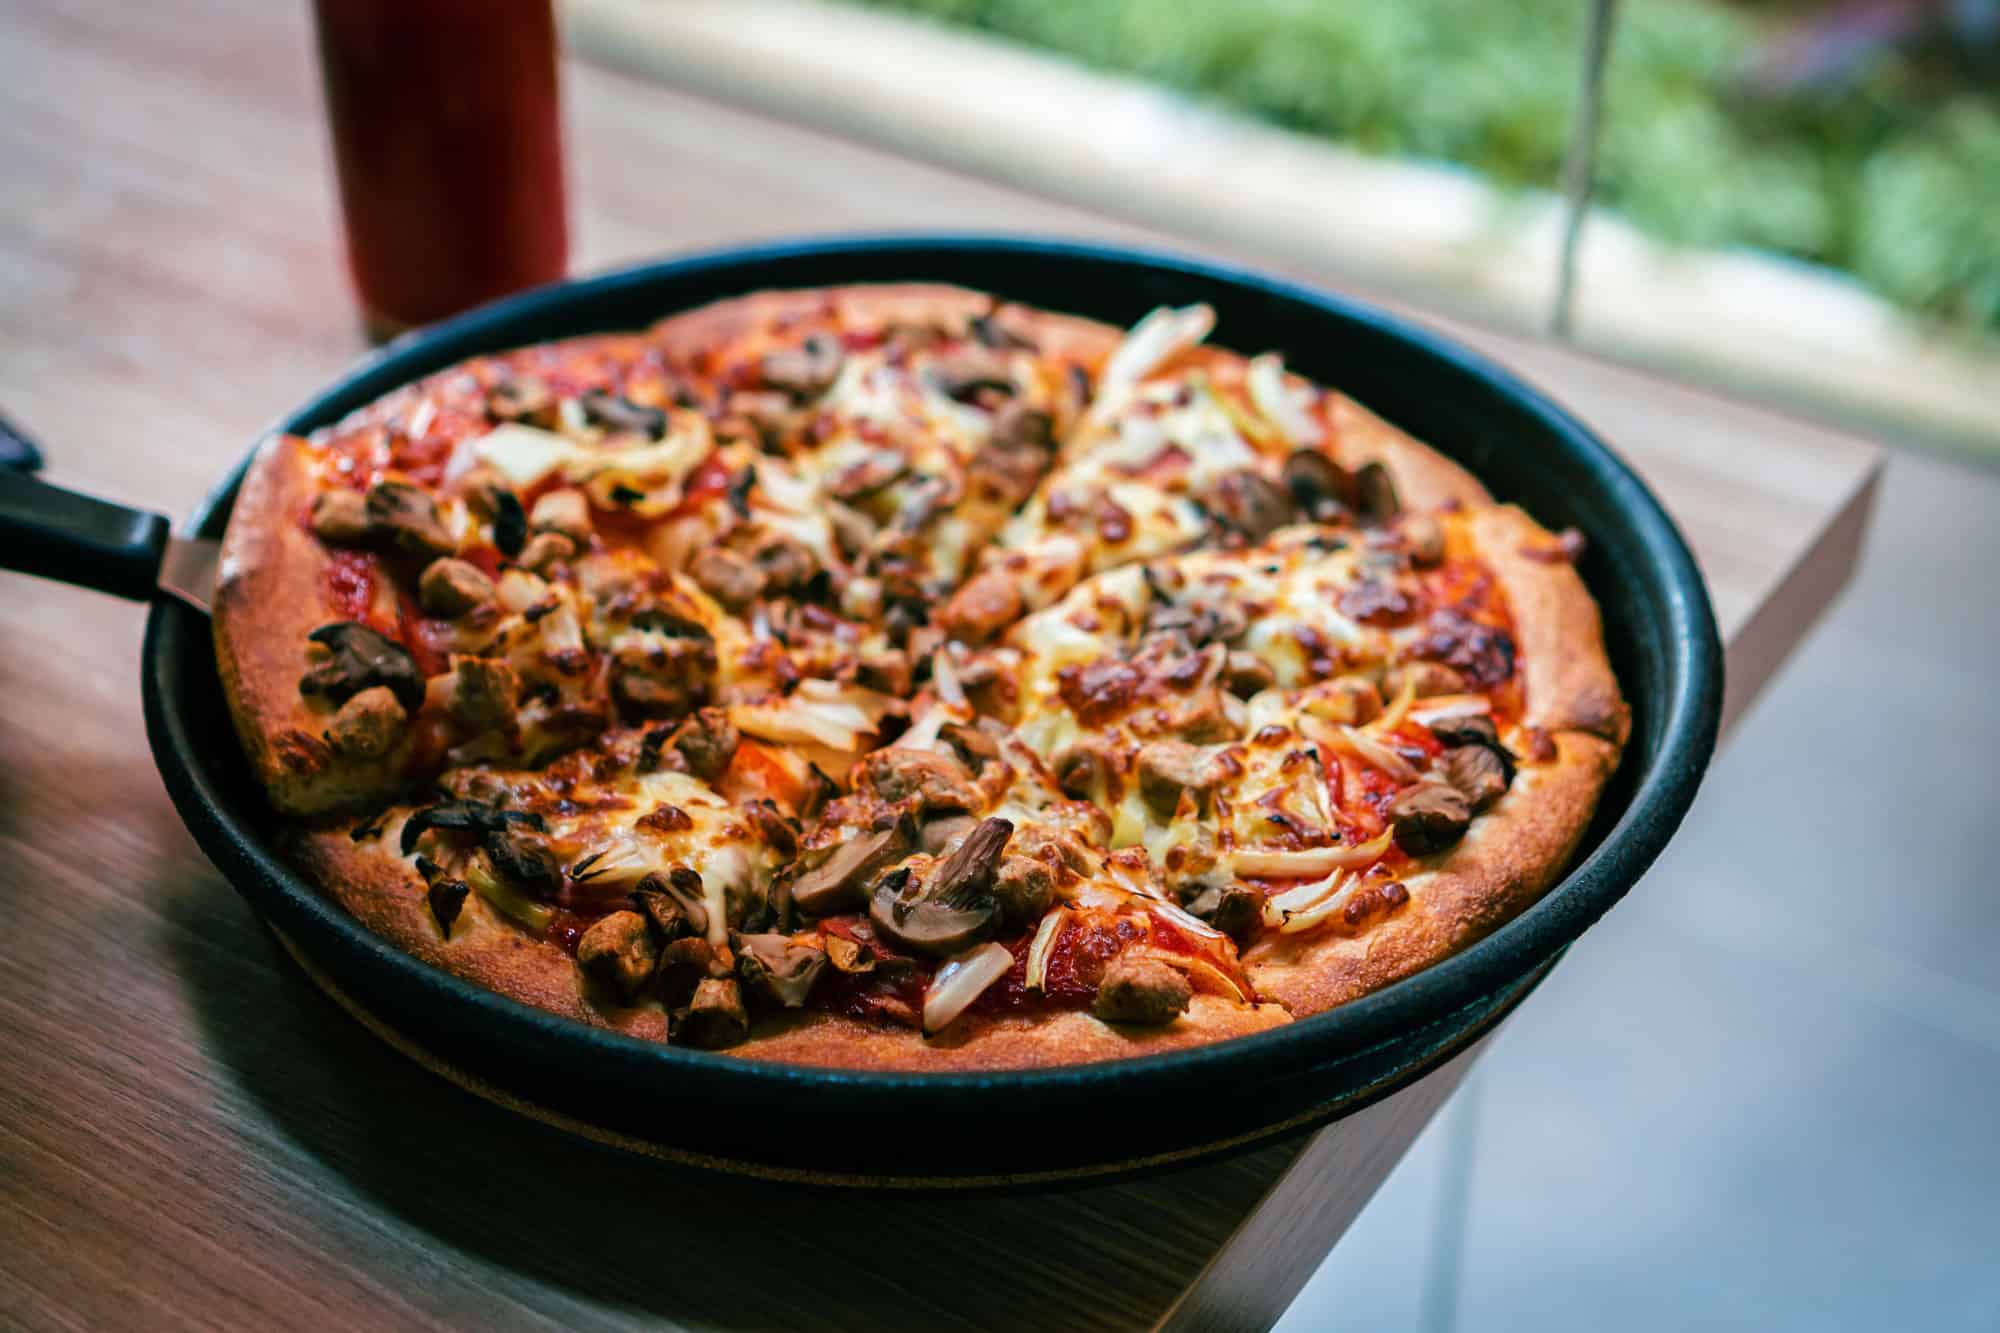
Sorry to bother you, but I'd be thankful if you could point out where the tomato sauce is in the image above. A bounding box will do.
[325,550,377,623]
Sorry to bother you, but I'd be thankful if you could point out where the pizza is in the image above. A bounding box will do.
[212,284,1628,1071]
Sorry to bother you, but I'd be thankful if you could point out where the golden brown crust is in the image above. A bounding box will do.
[1469,505,1631,744]
[213,434,416,815]
[1245,728,1620,1016]
[300,823,1289,1069]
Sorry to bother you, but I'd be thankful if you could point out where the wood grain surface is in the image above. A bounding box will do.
[0,0,1879,1328]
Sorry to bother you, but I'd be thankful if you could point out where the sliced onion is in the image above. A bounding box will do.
[1277,874,1368,935]
[1247,353,1322,447]
[1408,694,1494,726]
[1144,897,1227,942]
[1086,304,1216,427]
[922,942,1015,1034]
[793,676,901,724]
[567,835,660,891]
[1260,870,1350,928]
[1232,829,1393,880]
[730,697,870,752]
[1125,947,1250,1004]
[1370,672,1420,735]
[1330,724,1421,783]
[930,650,968,708]
[496,569,548,615]
[1023,908,1068,992]
[538,602,583,658]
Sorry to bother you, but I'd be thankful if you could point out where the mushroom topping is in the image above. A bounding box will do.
[868,816,1011,956]
[576,910,660,1004]
[398,798,544,855]
[611,631,714,721]
[484,822,557,889]
[677,977,750,1049]
[324,684,408,758]
[937,719,1002,771]
[486,374,556,426]
[464,476,528,557]
[760,334,844,400]
[633,866,709,941]
[426,876,470,937]
[992,855,1055,924]
[1135,739,1228,817]
[1403,514,1446,567]
[916,812,976,857]
[851,747,980,814]
[1386,781,1472,855]
[667,706,740,783]
[1182,882,1261,942]
[1440,743,1509,813]
[822,934,873,974]
[1313,676,1383,726]
[689,546,763,610]
[1222,650,1276,697]
[1354,460,1400,523]
[418,557,496,618]
[734,932,828,1009]
[580,390,667,439]
[529,488,593,545]
[966,409,1055,508]
[1283,449,1350,521]
[656,936,723,1007]
[937,569,1022,645]
[1428,712,1502,752]
[1092,953,1192,1025]
[514,531,574,574]
[1198,469,1295,543]
[789,816,913,916]
[365,481,457,559]
[970,312,1037,350]
[447,654,518,731]
[300,622,426,713]
[309,489,373,545]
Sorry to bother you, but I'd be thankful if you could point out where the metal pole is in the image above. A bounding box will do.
[1551,0,1618,339]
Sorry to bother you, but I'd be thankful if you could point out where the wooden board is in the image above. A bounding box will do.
[0,0,1879,1328]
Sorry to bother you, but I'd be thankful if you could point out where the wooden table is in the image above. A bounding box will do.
[0,1,1880,1328]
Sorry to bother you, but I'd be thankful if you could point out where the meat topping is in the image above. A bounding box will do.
[1092,953,1192,1025]
[300,622,426,712]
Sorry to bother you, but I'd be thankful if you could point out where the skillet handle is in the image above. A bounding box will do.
[0,467,171,602]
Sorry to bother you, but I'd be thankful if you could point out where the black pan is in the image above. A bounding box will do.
[0,236,1722,1187]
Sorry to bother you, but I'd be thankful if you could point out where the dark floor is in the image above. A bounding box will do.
[1281,448,2000,1332]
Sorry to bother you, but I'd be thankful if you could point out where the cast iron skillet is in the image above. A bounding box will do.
[1,236,1721,1186]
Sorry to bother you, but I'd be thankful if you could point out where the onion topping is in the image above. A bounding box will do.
[1328,724,1421,783]
[1247,353,1322,447]
[1023,907,1068,992]
[1231,828,1394,881]
[922,942,1015,1033]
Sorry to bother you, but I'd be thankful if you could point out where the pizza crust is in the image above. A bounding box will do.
[213,433,421,815]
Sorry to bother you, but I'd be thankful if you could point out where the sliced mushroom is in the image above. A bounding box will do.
[1354,460,1399,523]
[365,481,456,559]
[309,489,373,545]
[734,932,828,1009]
[929,346,1015,401]
[580,390,667,439]
[487,374,556,426]
[760,334,844,399]
[1440,743,1509,812]
[1386,781,1472,855]
[789,817,913,916]
[514,531,573,573]
[1135,739,1228,817]
[633,866,710,941]
[1182,882,1260,942]
[868,816,1011,956]
[427,877,470,937]
[1282,449,1350,522]
[398,798,544,855]
[916,812,976,857]
[677,977,750,1048]
[576,910,660,1003]
[300,622,426,713]
[1222,650,1276,698]
[1428,712,1502,752]
[1092,953,1192,1025]
[418,557,495,618]
[485,823,557,889]
[1198,469,1295,543]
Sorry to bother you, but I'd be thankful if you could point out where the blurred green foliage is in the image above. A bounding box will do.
[858,0,2000,332]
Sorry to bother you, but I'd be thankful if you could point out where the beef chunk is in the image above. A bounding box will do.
[1135,740,1227,818]
[418,557,495,618]
[365,481,456,559]
[690,546,764,610]
[1092,953,1192,1025]
[677,978,750,1048]
[1198,469,1294,543]
[576,910,660,1003]
[309,489,373,546]
[852,747,980,814]
[668,706,740,782]
[324,684,407,758]
[1387,781,1472,856]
